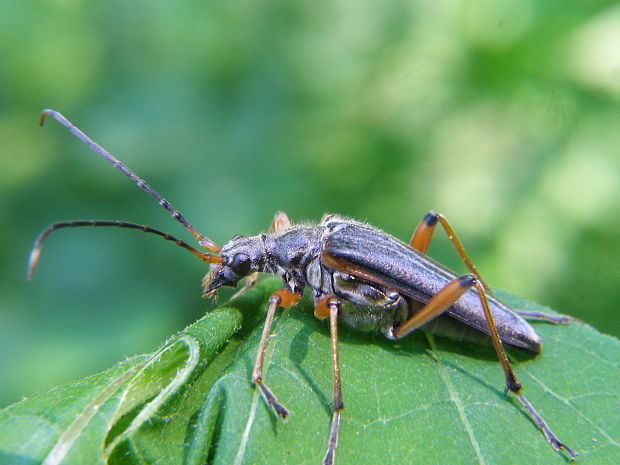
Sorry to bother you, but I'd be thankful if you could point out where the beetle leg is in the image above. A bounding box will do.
[230,274,260,299]
[515,310,576,325]
[269,210,292,233]
[393,275,476,338]
[409,211,492,293]
[316,295,343,465]
[393,276,577,458]
[232,211,293,299]
[409,211,438,253]
[252,288,300,420]
[470,280,578,459]
[410,212,577,458]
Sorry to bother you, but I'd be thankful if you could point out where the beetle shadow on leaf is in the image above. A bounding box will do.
[183,386,226,465]
[421,313,540,363]
[287,311,332,416]
[0,451,38,465]
[437,354,553,432]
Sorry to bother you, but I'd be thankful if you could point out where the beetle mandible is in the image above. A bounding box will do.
[29,110,578,464]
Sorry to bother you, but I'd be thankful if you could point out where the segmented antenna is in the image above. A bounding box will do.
[28,221,223,279]
[39,109,220,253]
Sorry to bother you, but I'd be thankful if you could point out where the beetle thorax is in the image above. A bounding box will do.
[262,225,325,294]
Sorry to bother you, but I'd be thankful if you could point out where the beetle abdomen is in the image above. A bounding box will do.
[322,216,541,352]
[338,299,406,335]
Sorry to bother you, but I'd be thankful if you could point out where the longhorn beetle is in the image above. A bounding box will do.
[29,110,577,464]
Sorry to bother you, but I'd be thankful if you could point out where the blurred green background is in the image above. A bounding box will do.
[2,0,619,408]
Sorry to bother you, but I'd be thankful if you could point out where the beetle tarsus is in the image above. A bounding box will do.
[251,289,300,423]
[555,439,579,460]
[516,310,577,325]
[256,380,289,420]
[516,392,577,459]
[319,296,343,465]
[321,410,340,465]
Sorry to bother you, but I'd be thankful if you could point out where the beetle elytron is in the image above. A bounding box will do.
[30,110,577,464]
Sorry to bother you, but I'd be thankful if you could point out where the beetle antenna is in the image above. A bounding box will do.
[39,109,220,253]
[28,220,222,280]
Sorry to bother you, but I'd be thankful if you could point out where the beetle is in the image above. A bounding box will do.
[29,110,577,464]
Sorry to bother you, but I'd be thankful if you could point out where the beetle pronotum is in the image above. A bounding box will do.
[30,110,577,464]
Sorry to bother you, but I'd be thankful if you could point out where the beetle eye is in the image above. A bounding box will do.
[229,253,251,275]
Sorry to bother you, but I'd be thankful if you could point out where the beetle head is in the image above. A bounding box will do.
[202,234,266,298]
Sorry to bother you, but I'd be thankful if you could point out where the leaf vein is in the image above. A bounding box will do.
[426,333,487,465]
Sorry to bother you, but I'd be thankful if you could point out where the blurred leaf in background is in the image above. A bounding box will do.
[1,0,619,410]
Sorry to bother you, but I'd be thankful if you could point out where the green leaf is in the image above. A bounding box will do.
[1,279,619,465]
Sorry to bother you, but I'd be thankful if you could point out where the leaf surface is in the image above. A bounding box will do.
[1,280,619,465]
